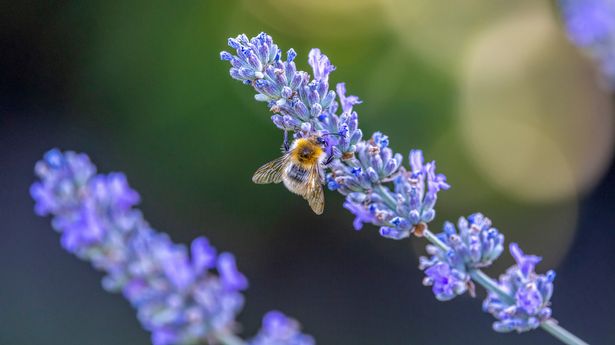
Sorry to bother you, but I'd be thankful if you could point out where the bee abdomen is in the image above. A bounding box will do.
[286,164,309,183]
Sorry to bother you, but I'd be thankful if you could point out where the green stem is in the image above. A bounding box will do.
[541,320,589,345]
[422,228,449,252]
[374,184,398,211]
[421,228,589,345]
[469,269,513,304]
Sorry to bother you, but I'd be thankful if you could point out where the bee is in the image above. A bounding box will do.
[252,135,333,214]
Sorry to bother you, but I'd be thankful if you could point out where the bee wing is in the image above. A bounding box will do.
[252,155,289,184]
[304,165,325,215]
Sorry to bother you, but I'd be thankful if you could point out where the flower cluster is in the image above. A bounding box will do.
[559,0,615,89]
[221,33,337,138]
[483,244,555,333]
[223,33,583,343]
[221,32,449,239]
[31,149,312,345]
[419,214,504,301]
[250,311,315,345]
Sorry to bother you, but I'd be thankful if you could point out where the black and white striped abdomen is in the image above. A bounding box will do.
[282,163,310,195]
[287,164,309,182]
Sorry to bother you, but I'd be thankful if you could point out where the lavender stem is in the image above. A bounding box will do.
[541,320,589,345]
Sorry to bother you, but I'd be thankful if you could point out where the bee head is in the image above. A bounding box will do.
[313,132,341,148]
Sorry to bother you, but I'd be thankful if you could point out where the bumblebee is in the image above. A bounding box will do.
[252,135,331,214]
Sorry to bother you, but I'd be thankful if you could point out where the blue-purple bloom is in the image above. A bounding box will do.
[483,244,555,333]
[422,262,469,301]
[250,311,315,345]
[559,0,615,88]
[221,32,449,239]
[221,32,588,344]
[419,214,504,300]
[31,149,311,345]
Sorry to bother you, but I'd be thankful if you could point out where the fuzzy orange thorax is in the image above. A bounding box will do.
[291,138,325,167]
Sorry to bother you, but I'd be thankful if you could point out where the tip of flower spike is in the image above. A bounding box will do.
[228,37,240,49]
[256,32,268,42]
[287,48,297,62]
[220,51,233,61]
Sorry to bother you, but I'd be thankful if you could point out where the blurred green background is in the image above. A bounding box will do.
[1,0,614,344]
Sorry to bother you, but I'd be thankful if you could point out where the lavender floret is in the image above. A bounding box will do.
[483,244,555,333]
[419,214,504,300]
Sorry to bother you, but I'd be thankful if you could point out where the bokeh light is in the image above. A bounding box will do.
[381,0,527,74]
[458,3,614,203]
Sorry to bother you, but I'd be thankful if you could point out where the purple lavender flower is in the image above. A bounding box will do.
[31,149,310,345]
[221,33,449,239]
[559,0,615,88]
[419,214,504,300]
[250,311,315,345]
[483,243,555,333]
[308,48,335,84]
[223,33,588,345]
[422,263,468,301]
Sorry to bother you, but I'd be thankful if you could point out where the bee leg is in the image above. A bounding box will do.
[324,155,335,166]
[283,130,290,152]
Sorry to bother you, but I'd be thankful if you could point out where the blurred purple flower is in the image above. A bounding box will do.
[31,149,310,345]
[250,311,315,345]
[559,0,615,88]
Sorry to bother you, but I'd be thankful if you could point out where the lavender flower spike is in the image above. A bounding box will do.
[221,33,449,239]
[419,213,504,300]
[224,33,588,345]
[31,149,312,345]
[483,243,555,333]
